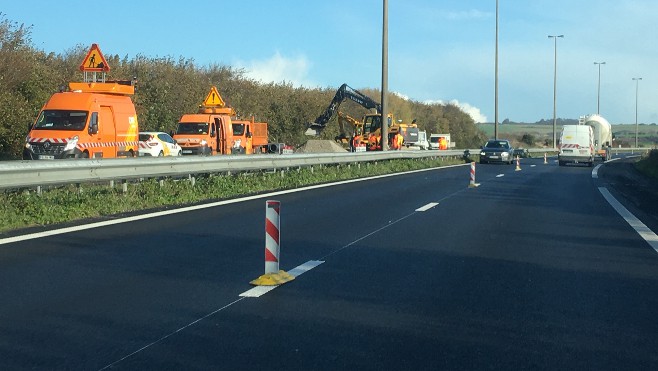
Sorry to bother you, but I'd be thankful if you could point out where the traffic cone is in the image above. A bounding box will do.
[515,156,522,171]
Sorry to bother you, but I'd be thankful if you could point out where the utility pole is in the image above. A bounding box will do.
[381,0,388,151]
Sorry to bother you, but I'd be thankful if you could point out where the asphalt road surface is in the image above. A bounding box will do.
[1,154,657,370]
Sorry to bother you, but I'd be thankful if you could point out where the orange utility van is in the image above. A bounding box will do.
[23,44,139,160]
[174,86,272,155]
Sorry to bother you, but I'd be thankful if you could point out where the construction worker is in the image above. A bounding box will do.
[439,137,447,150]
[353,132,362,152]
[368,132,378,151]
[395,132,403,150]
[390,133,399,150]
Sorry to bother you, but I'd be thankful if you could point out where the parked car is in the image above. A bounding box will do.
[513,148,531,158]
[479,139,514,164]
[138,132,182,157]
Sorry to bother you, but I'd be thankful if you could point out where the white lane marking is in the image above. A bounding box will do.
[496,174,505,178]
[240,260,324,298]
[592,164,602,179]
[626,155,641,159]
[598,187,658,254]
[530,165,536,168]
[99,297,246,370]
[1,164,468,246]
[605,158,621,163]
[416,202,439,212]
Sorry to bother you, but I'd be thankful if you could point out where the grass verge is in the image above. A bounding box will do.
[0,157,468,234]
[634,149,658,180]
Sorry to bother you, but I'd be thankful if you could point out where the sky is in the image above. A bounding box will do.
[3,0,657,125]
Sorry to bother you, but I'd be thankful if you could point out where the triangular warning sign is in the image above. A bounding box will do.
[79,43,110,72]
[203,86,226,107]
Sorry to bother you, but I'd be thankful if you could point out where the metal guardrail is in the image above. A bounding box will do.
[2,147,651,191]
[0,149,474,190]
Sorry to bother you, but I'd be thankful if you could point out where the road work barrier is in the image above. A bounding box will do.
[250,200,294,286]
[468,162,479,188]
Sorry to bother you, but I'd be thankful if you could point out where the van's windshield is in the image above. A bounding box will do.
[177,123,209,135]
[34,110,88,131]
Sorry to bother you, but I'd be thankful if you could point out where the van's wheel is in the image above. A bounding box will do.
[177,150,182,156]
[158,151,164,157]
[81,151,89,159]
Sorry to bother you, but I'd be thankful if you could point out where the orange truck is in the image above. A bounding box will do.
[174,86,273,155]
[23,44,139,160]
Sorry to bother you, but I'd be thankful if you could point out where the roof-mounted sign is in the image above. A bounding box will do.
[79,43,110,72]
[203,86,226,107]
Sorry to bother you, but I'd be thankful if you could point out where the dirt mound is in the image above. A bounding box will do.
[296,140,348,153]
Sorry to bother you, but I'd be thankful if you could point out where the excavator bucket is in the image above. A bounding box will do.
[305,122,323,136]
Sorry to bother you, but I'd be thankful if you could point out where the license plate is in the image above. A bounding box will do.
[38,155,55,160]
[182,150,193,154]
[489,155,499,159]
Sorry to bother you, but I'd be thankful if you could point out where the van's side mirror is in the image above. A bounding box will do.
[27,122,33,133]
[88,112,99,134]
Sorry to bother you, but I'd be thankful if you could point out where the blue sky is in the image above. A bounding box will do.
[4,0,657,124]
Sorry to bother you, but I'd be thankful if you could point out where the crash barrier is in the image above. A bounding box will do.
[0,149,475,190]
[250,200,294,286]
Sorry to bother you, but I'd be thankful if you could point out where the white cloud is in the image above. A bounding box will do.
[424,99,488,124]
[234,52,315,87]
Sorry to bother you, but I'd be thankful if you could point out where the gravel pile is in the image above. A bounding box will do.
[296,140,348,153]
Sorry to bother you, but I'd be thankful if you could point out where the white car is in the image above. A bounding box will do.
[138,132,182,157]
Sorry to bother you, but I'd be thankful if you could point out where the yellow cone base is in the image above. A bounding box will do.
[515,166,522,171]
[250,270,295,286]
[468,183,480,188]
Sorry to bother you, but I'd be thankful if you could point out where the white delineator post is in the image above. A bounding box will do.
[265,200,280,274]
[544,153,548,164]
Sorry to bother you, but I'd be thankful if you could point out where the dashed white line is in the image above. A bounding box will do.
[416,202,439,212]
[239,260,325,298]
[496,174,505,178]
[598,187,658,253]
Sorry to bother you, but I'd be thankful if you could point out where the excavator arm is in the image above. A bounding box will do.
[306,83,381,136]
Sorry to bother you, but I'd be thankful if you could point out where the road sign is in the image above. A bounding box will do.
[203,86,226,107]
[79,43,110,72]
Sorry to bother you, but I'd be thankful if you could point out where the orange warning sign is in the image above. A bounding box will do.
[203,86,226,107]
[79,43,110,72]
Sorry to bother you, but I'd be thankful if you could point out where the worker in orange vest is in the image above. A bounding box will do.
[390,133,399,150]
[395,132,403,150]
[368,133,378,151]
[353,133,362,151]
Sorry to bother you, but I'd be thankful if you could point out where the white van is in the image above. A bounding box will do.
[558,125,594,167]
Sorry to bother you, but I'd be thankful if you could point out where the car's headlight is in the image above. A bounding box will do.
[64,136,79,151]
[501,152,509,157]
[200,140,207,146]
[480,151,486,156]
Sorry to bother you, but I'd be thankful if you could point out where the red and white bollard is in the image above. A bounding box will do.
[515,156,522,171]
[544,153,548,164]
[264,200,280,274]
[468,162,479,188]
[250,200,294,286]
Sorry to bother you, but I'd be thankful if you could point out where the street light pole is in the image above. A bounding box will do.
[594,62,605,115]
[381,0,388,151]
[632,77,642,148]
[494,0,499,140]
[548,35,563,149]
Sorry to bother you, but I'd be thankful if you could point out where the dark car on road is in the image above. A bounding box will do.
[480,139,514,164]
[513,148,531,158]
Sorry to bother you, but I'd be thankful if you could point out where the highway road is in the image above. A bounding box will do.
[1,155,657,370]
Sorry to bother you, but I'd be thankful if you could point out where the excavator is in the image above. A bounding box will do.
[306,83,419,150]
